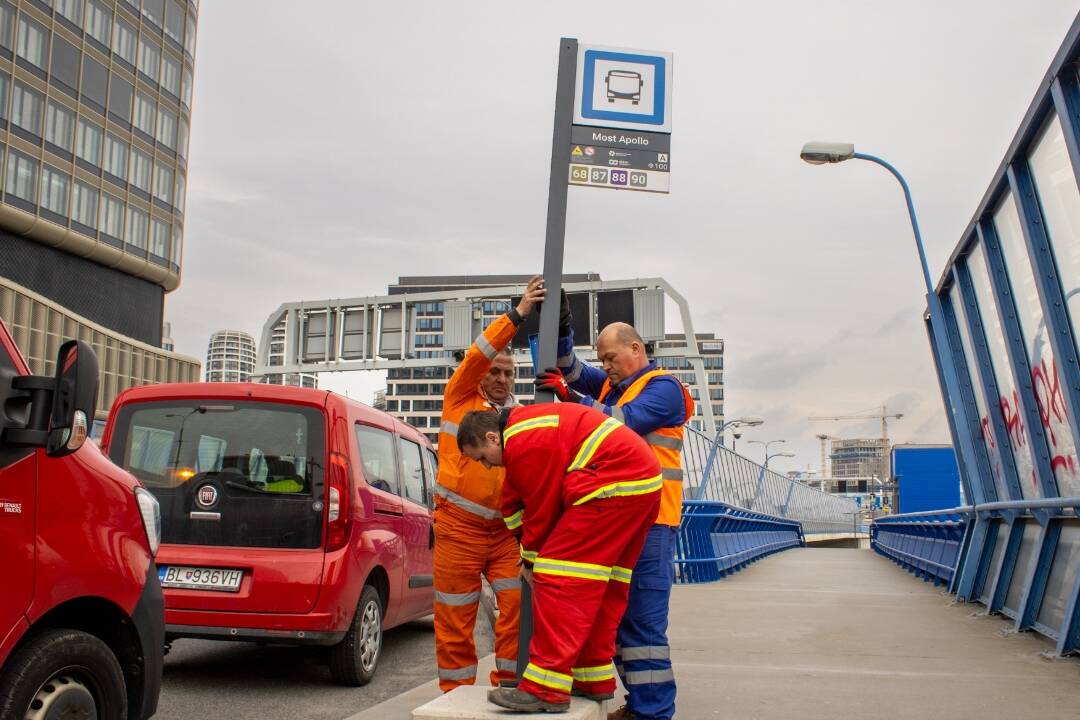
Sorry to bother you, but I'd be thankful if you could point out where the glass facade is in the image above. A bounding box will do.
[0,0,195,290]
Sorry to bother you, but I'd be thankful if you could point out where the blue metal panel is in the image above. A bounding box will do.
[1017,520,1062,631]
[954,262,1024,500]
[893,446,962,513]
[941,292,999,503]
[1006,161,1080,488]
[977,220,1060,498]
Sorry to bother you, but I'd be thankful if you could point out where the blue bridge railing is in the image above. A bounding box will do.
[675,500,805,584]
[871,498,1080,655]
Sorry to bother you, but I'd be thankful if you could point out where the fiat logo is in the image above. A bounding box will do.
[196,484,218,509]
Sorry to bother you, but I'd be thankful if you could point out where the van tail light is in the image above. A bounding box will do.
[326,452,352,551]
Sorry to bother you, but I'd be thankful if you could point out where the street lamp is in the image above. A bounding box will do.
[747,439,785,467]
[693,416,766,500]
[800,142,968,511]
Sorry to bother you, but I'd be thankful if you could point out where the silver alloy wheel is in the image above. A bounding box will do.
[26,673,97,720]
[357,599,382,673]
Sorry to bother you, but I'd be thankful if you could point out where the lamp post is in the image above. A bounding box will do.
[693,416,765,500]
[749,451,795,510]
[800,142,969,510]
[747,438,786,468]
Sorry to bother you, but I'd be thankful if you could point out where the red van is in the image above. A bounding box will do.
[0,319,163,719]
[102,383,436,685]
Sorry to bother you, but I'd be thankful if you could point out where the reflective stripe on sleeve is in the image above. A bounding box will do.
[520,547,538,562]
[567,418,622,472]
[476,334,497,360]
[573,474,664,506]
[625,668,675,685]
[564,360,583,383]
[572,664,615,682]
[644,432,682,450]
[610,405,626,423]
[523,663,573,692]
[490,576,521,592]
[438,665,478,681]
[440,420,459,437]
[503,509,523,531]
[611,566,633,584]
[620,645,670,661]
[495,657,517,673]
[661,467,684,481]
[533,557,612,582]
[434,590,480,606]
[434,484,501,520]
[503,414,560,443]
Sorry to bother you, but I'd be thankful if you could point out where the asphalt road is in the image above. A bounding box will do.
[154,604,496,720]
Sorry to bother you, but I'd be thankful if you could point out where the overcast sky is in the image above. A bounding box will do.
[168,0,1080,474]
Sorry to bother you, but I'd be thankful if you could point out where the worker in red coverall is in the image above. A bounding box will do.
[457,403,662,714]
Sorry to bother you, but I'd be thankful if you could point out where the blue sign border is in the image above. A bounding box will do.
[580,50,666,126]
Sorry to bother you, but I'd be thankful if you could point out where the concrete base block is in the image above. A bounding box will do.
[412,686,604,720]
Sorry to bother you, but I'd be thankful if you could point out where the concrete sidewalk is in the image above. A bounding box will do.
[351,548,1080,719]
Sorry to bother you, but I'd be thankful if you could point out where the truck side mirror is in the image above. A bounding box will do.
[46,340,98,457]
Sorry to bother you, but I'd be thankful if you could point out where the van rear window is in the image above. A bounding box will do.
[110,400,325,549]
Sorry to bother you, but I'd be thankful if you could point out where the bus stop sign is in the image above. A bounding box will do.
[573,45,673,133]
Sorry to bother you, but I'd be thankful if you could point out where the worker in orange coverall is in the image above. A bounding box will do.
[457,402,662,713]
[432,275,545,692]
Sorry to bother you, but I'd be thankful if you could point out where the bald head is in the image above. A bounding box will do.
[596,322,649,387]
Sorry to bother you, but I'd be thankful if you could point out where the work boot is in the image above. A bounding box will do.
[487,687,570,713]
[607,706,636,720]
[571,687,615,702]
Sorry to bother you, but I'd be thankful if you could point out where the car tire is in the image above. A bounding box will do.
[329,585,383,686]
[0,628,128,720]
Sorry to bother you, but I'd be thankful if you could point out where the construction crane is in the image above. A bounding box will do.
[815,433,839,479]
[809,405,903,485]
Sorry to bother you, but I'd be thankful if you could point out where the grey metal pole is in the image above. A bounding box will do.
[517,37,578,682]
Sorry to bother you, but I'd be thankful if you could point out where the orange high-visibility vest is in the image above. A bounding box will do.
[598,369,693,527]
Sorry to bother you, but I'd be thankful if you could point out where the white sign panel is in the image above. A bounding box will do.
[573,44,673,133]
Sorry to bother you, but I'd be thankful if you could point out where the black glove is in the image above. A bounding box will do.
[534,367,583,403]
[558,290,573,338]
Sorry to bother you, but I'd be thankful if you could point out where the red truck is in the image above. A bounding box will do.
[101,382,436,685]
[0,319,163,718]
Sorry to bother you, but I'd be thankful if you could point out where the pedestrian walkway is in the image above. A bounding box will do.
[352,548,1080,720]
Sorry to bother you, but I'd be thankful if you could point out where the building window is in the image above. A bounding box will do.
[56,0,82,26]
[99,192,123,240]
[181,65,192,109]
[137,36,160,83]
[160,54,180,97]
[40,164,70,218]
[5,148,38,204]
[170,224,181,265]
[141,0,164,28]
[49,36,80,93]
[150,217,168,258]
[81,55,108,111]
[84,0,111,48]
[0,4,13,51]
[108,74,133,125]
[72,181,98,230]
[112,17,136,65]
[129,147,151,193]
[184,14,195,56]
[152,162,172,205]
[125,205,148,250]
[76,117,103,166]
[103,133,128,181]
[11,81,44,138]
[134,91,155,136]
[164,1,183,45]
[16,15,48,71]
[174,170,185,213]
[177,117,189,159]
[156,106,176,148]
[0,70,10,121]
[45,101,75,153]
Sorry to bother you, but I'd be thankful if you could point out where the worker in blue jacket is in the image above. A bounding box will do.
[533,296,693,720]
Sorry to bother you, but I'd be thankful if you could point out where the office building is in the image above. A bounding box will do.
[654,333,724,432]
[205,329,255,383]
[830,438,890,482]
[0,0,200,409]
